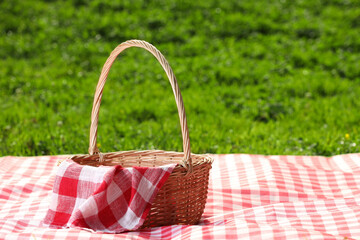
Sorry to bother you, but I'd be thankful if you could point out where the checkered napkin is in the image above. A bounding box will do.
[43,159,176,233]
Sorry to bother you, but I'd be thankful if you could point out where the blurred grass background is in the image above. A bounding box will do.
[0,0,359,156]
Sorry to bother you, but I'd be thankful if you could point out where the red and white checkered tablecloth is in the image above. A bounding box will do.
[1,153,360,239]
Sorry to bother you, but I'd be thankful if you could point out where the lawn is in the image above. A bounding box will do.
[0,0,359,157]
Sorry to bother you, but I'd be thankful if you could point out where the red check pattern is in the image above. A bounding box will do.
[43,159,175,233]
[1,153,360,239]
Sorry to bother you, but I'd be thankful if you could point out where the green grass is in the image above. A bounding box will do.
[0,0,359,156]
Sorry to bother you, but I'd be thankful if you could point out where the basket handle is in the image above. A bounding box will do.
[88,40,192,170]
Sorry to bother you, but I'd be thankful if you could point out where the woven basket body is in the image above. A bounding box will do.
[70,40,213,228]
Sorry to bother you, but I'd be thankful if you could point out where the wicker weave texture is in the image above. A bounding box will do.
[71,40,213,228]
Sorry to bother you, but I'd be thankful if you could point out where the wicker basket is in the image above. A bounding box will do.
[69,40,213,228]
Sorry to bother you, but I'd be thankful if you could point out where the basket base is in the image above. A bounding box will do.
[71,150,213,228]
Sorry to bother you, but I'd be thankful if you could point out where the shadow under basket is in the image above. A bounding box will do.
[68,40,213,229]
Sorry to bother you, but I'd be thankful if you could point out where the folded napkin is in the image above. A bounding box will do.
[43,159,176,233]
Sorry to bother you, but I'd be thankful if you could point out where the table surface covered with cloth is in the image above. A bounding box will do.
[1,153,360,239]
